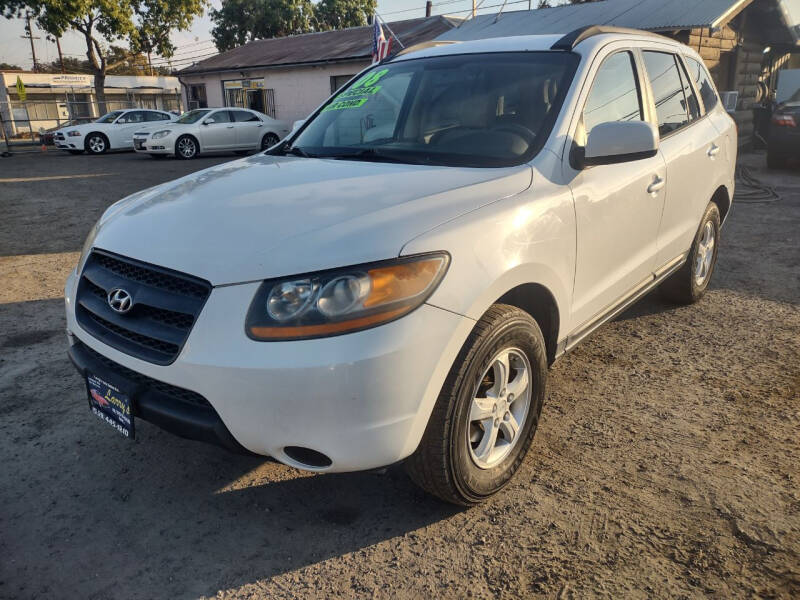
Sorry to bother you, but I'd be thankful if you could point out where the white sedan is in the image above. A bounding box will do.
[54,109,176,155]
[132,108,290,159]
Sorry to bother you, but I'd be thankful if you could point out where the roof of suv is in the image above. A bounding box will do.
[392,26,683,63]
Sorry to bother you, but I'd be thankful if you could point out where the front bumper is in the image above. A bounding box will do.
[65,268,473,472]
[55,133,82,150]
[134,137,172,154]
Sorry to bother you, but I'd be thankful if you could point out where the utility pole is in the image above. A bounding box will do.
[147,51,153,76]
[472,0,476,17]
[55,36,65,73]
[21,13,40,72]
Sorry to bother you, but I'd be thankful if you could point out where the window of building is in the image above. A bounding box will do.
[330,75,356,94]
[685,56,719,112]
[188,84,208,109]
[583,51,643,136]
[643,51,691,136]
[223,80,276,118]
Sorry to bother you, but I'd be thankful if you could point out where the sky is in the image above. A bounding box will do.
[0,0,546,71]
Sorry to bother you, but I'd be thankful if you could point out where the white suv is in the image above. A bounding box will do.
[65,26,735,505]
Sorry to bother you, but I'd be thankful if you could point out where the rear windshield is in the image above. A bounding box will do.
[176,109,211,124]
[291,52,578,168]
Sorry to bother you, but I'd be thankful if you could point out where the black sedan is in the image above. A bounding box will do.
[767,89,800,169]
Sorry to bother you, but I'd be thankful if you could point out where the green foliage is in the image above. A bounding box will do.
[0,0,206,107]
[210,0,376,52]
[0,62,23,70]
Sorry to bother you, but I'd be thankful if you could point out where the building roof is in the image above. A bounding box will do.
[438,0,798,43]
[179,16,461,75]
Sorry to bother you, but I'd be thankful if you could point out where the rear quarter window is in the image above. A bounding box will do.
[685,56,719,113]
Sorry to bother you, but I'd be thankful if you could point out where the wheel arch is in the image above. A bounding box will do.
[175,133,201,155]
[495,283,560,365]
[711,184,731,225]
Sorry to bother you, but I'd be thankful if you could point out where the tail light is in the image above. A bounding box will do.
[772,113,797,127]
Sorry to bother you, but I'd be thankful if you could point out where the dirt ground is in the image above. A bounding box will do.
[0,149,798,599]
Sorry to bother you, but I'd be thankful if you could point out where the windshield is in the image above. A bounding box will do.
[97,111,125,123]
[289,52,577,167]
[177,109,211,124]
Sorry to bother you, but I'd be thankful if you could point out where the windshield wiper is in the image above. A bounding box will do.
[321,148,426,165]
[270,142,312,158]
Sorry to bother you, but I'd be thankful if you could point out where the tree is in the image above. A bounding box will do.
[1,0,206,112]
[210,0,376,52]
[0,62,23,70]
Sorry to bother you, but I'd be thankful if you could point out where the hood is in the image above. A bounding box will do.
[92,154,532,285]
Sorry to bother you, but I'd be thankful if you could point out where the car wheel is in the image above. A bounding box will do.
[67,150,84,155]
[175,135,198,159]
[660,202,721,305]
[148,154,166,159]
[405,304,547,505]
[85,133,108,154]
[767,150,787,170]
[261,132,280,150]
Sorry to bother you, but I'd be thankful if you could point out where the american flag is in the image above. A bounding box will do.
[372,17,392,64]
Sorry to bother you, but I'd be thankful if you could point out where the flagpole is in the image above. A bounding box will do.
[374,13,405,49]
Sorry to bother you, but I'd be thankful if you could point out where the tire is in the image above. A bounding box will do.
[175,135,199,159]
[85,133,108,154]
[149,153,167,159]
[261,132,280,150]
[660,202,721,305]
[405,304,547,506]
[767,150,787,170]
[67,150,84,155]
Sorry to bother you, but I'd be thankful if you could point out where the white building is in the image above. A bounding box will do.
[0,71,182,138]
[177,16,459,123]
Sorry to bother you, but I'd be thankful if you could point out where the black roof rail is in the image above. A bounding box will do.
[551,25,669,51]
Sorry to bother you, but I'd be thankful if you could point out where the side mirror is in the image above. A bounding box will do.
[203,118,215,125]
[583,121,659,167]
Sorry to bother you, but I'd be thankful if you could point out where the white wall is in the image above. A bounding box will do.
[180,61,371,122]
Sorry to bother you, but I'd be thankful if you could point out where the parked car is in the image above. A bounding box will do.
[66,26,736,505]
[132,108,290,159]
[767,88,800,169]
[54,109,176,155]
[39,118,93,146]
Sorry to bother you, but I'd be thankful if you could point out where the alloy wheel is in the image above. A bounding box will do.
[88,135,106,153]
[177,137,196,158]
[467,347,532,469]
[694,221,715,286]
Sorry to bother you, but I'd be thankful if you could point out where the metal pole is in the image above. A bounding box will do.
[23,14,39,71]
[56,37,65,73]
[473,0,476,17]
[426,0,432,17]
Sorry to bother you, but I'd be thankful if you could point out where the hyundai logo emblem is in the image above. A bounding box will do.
[107,288,133,314]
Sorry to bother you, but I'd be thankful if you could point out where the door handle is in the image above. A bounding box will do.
[708,143,720,157]
[647,176,665,194]
[226,125,234,128]
[256,123,263,127]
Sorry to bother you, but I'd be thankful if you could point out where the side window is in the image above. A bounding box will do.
[210,110,232,124]
[676,59,701,120]
[642,51,690,136]
[685,56,719,112]
[233,110,260,122]
[145,111,167,122]
[583,51,643,138]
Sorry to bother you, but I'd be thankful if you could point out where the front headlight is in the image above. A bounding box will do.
[67,130,82,137]
[246,253,450,340]
[151,130,171,139]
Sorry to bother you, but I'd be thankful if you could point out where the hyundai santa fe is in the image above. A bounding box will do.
[66,26,736,505]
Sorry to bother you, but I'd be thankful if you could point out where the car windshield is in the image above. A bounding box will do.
[176,109,211,124]
[288,52,577,167]
[787,88,800,102]
[96,111,125,123]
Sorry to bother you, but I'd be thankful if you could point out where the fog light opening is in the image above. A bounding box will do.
[283,446,332,468]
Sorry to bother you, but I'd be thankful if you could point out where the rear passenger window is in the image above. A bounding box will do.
[685,56,719,112]
[642,51,690,136]
[233,110,260,122]
[583,51,643,136]
[677,60,701,121]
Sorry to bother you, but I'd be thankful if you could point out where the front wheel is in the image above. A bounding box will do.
[660,202,721,305]
[85,133,108,154]
[261,132,280,150]
[175,135,198,159]
[405,304,547,505]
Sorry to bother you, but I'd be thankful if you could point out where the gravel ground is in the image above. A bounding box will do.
[0,150,798,599]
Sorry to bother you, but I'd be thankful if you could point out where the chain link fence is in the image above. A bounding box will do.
[0,96,182,153]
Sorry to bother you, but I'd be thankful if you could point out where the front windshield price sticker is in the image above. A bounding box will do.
[322,68,390,111]
[87,373,134,439]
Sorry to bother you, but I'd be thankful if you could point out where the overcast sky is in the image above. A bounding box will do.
[0,0,538,71]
